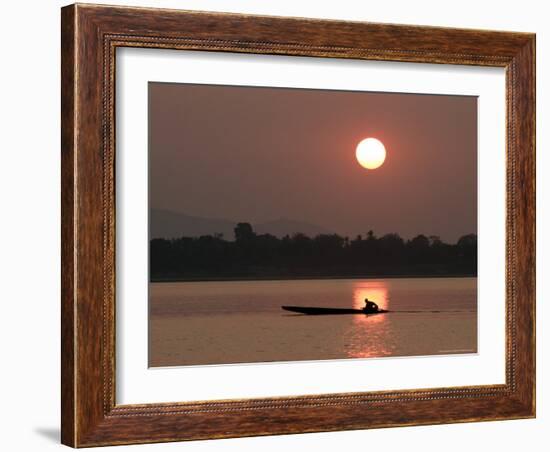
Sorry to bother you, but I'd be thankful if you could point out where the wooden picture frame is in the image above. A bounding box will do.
[61,3,535,447]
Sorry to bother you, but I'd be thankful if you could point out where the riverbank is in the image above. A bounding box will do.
[150,273,476,283]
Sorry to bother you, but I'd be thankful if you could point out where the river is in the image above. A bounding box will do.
[149,277,477,367]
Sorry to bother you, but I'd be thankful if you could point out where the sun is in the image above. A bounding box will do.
[355,137,386,170]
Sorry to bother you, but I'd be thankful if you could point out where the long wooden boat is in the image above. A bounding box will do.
[281,305,388,315]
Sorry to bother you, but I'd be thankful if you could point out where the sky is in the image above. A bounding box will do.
[149,82,477,243]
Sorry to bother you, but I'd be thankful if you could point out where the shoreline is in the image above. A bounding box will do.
[150,273,476,284]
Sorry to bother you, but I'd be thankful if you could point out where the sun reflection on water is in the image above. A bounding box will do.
[345,280,393,358]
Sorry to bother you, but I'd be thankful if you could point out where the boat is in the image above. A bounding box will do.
[281,305,388,315]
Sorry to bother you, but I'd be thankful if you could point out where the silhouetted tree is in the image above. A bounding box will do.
[457,234,477,248]
[408,234,430,251]
[457,233,477,271]
[234,222,255,243]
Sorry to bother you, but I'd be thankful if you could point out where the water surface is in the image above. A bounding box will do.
[149,277,477,366]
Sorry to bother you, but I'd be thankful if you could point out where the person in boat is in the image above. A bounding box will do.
[363,298,379,313]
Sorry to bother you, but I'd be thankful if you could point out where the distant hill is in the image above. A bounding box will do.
[255,218,330,238]
[150,209,235,239]
[150,209,331,240]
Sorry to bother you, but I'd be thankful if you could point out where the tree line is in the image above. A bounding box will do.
[150,223,477,281]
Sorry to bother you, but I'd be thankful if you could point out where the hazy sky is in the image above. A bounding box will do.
[149,82,477,243]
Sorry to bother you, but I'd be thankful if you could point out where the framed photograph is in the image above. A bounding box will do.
[61,3,535,447]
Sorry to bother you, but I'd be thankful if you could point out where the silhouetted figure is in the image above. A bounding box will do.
[363,299,379,313]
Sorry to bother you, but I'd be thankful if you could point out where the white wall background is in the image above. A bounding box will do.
[0,1,545,450]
